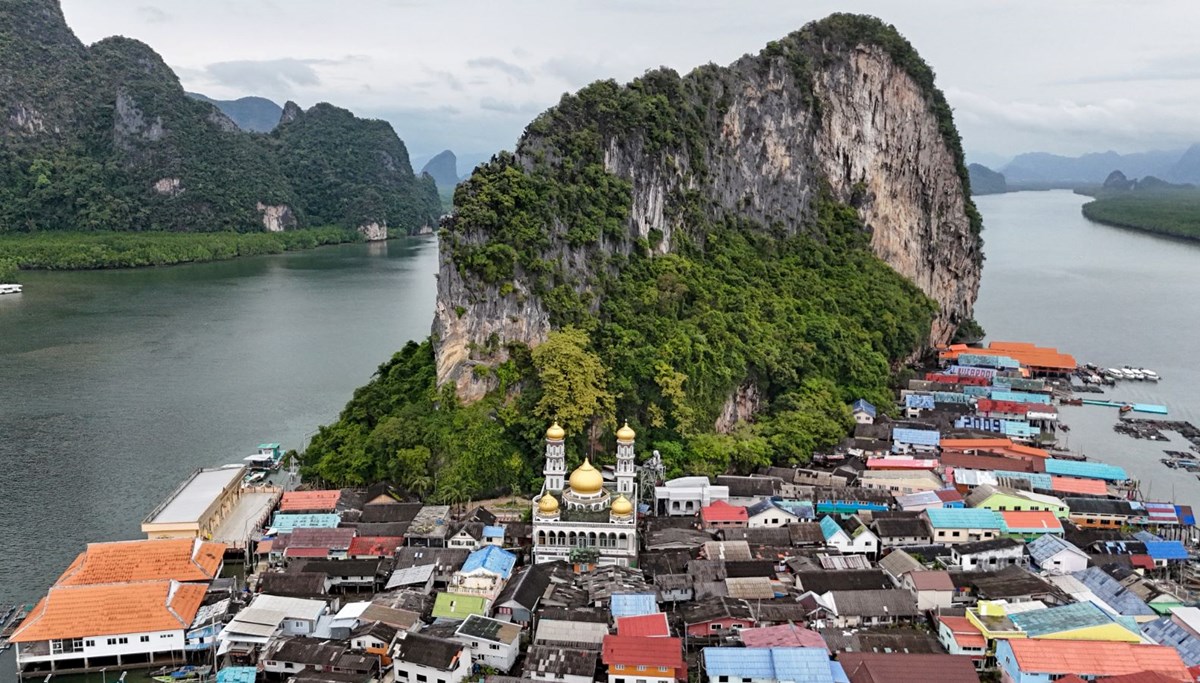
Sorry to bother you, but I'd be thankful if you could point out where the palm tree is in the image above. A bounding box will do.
[405,472,434,499]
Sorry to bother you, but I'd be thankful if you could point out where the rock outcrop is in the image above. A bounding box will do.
[435,14,982,405]
[357,222,388,241]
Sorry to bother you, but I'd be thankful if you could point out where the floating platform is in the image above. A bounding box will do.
[1081,399,1168,415]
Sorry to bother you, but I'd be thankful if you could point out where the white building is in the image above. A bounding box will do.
[454,615,521,673]
[533,422,639,567]
[746,499,800,528]
[950,538,1027,571]
[11,580,206,674]
[1027,534,1089,575]
[654,476,730,517]
[217,594,328,658]
[819,516,879,556]
[393,632,472,683]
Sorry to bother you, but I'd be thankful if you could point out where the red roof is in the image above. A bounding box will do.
[616,613,670,637]
[1131,555,1157,570]
[285,547,330,558]
[942,438,1014,450]
[840,652,981,683]
[939,341,1077,371]
[867,458,938,470]
[280,490,342,512]
[908,570,955,591]
[738,623,828,650]
[935,489,965,503]
[701,500,748,524]
[938,615,986,649]
[977,398,1057,416]
[601,635,685,675]
[349,536,404,557]
[1004,640,1190,680]
[941,451,1042,474]
[1002,510,1063,533]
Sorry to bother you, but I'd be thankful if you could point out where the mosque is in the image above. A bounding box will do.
[532,421,639,566]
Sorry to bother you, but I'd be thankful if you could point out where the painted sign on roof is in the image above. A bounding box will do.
[933,391,974,405]
[946,365,999,379]
[905,394,935,410]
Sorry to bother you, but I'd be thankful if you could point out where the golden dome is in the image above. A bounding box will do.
[568,458,604,494]
[611,494,633,516]
[616,421,636,442]
[538,494,560,514]
[546,422,566,441]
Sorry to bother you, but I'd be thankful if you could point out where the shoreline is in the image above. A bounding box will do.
[0,228,435,273]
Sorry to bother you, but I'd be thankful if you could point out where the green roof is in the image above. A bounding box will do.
[433,592,488,619]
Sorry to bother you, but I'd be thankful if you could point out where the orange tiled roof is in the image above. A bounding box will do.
[1002,510,1063,532]
[1051,477,1108,496]
[280,490,342,512]
[1008,444,1050,459]
[940,342,1077,371]
[11,580,207,642]
[56,539,225,586]
[1005,640,1190,680]
[938,615,986,649]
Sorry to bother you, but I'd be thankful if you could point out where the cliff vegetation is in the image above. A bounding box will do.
[303,14,980,495]
[0,0,439,262]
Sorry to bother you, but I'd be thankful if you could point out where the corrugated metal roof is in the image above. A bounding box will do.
[1028,535,1086,564]
[1044,459,1128,481]
[1009,601,1134,638]
[703,647,834,683]
[1143,616,1200,667]
[610,593,659,618]
[892,428,941,447]
[1143,541,1189,561]
[1073,567,1156,617]
[925,508,1003,529]
[852,399,877,417]
[269,513,341,532]
[461,546,516,578]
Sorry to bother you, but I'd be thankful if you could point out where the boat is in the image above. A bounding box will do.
[1142,369,1161,381]
[1119,404,1134,414]
[243,471,267,486]
[1106,368,1126,379]
[1125,367,1145,380]
[0,284,21,295]
[152,665,211,682]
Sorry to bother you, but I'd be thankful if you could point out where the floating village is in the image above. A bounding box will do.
[5,340,1200,683]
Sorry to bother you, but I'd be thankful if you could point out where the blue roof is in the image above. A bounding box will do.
[1143,617,1200,666]
[830,661,850,683]
[610,593,659,618]
[1009,602,1135,638]
[774,499,815,519]
[990,390,1051,405]
[892,428,940,447]
[851,399,876,417]
[482,525,505,537]
[217,668,258,683]
[461,545,516,579]
[1027,535,1085,565]
[1044,459,1128,481]
[270,513,341,532]
[925,507,1003,529]
[905,394,935,410]
[1073,567,1156,616]
[994,471,1054,490]
[1144,541,1189,561]
[820,516,844,541]
[704,647,834,683]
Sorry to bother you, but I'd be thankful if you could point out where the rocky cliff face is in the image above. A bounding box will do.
[0,0,438,235]
[435,14,982,406]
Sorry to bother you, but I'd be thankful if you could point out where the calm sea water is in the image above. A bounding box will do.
[0,239,439,612]
[973,190,1200,507]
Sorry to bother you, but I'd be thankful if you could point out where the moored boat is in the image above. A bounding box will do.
[0,284,21,295]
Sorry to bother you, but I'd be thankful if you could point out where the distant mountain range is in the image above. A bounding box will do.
[420,149,459,190]
[997,144,1200,185]
[186,93,282,133]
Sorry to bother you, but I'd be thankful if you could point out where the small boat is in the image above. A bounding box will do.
[1142,369,1160,381]
[1119,404,1134,414]
[1106,368,1126,379]
[0,284,21,295]
[243,471,267,486]
[152,665,211,682]
[1126,368,1145,380]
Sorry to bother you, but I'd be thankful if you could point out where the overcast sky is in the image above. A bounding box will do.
[61,0,1200,169]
